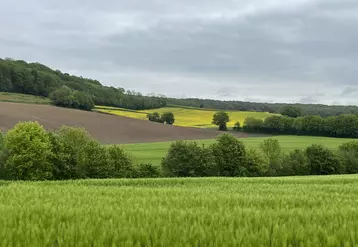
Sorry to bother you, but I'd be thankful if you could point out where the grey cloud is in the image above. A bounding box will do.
[0,0,357,105]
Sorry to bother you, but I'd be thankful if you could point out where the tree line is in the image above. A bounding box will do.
[0,58,166,110]
[1,121,358,181]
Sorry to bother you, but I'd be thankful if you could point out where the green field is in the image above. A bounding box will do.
[96,105,273,128]
[1,176,358,246]
[123,135,357,164]
[0,92,50,104]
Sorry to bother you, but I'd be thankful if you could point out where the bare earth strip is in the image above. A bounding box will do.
[0,102,267,144]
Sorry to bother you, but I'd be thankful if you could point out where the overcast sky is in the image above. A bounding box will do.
[1,0,357,104]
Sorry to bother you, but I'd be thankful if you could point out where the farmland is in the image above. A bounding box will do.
[0,92,50,104]
[96,105,273,128]
[1,176,358,246]
[123,135,357,164]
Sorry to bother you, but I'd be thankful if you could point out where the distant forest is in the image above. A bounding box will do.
[1,58,358,116]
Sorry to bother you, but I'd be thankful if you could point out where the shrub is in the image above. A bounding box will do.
[4,121,53,180]
[49,85,75,108]
[305,144,342,175]
[161,112,175,125]
[162,141,216,177]
[106,145,135,178]
[243,117,264,133]
[135,163,162,178]
[280,149,309,176]
[147,112,164,123]
[212,111,230,131]
[233,122,242,131]
[210,134,246,176]
[244,148,269,176]
[260,139,283,176]
[72,91,94,111]
[338,141,358,174]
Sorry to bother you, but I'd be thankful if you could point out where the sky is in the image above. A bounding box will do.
[1,0,357,105]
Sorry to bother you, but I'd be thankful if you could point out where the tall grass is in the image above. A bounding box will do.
[1,176,358,246]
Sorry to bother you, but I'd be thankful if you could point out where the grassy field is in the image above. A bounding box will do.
[1,176,358,246]
[96,105,273,128]
[0,92,50,104]
[123,135,357,164]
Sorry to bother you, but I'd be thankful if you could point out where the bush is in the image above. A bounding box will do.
[210,134,246,176]
[161,112,175,125]
[4,122,53,180]
[260,139,283,176]
[212,111,230,131]
[135,163,162,178]
[147,112,164,123]
[244,148,269,176]
[49,85,75,108]
[243,117,264,133]
[338,141,358,174]
[280,149,309,176]
[0,131,8,179]
[162,141,216,177]
[233,122,242,131]
[106,145,135,178]
[280,106,303,118]
[72,91,94,111]
[305,145,342,175]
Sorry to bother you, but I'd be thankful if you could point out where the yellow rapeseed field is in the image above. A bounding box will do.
[96,106,273,128]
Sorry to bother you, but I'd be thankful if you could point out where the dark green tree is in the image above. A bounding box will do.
[212,111,230,131]
[280,106,303,118]
[161,112,175,125]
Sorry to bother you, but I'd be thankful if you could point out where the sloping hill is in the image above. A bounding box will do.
[0,102,253,144]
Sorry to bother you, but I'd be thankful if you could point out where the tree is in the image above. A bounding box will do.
[260,139,283,176]
[210,134,247,176]
[161,112,175,125]
[212,111,230,131]
[243,117,264,133]
[233,122,242,131]
[147,112,164,123]
[49,85,74,108]
[162,141,216,177]
[72,90,94,111]
[4,121,53,180]
[305,145,342,175]
[280,106,303,118]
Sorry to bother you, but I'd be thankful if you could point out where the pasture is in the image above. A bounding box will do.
[96,105,273,128]
[0,92,50,104]
[1,176,358,246]
[123,135,357,164]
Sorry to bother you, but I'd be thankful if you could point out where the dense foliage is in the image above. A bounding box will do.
[167,98,358,117]
[147,112,175,125]
[212,111,230,131]
[50,85,94,110]
[243,114,358,138]
[0,58,166,110]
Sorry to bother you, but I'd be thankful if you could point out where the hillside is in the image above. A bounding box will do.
[0,102,254,144]
[96,105,273,128]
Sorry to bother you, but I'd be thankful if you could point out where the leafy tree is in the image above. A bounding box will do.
[260,139,283,176]
[243,117,264,133]
[280,149,309,176]
[338,141,358,174]
[210,134,246,176]
[162,141,216,177]
[147,112,164,123]
[233,122,242,131]
[305,145,342,175]
[106,145,135,178]
[49,85,74,108]
[73,90,94,111]
[4,121,53,180]
[135,163,161,178]
[280,106,303,118]
[161,112,175,125]
[244,148,269,176]
[212,111,230,131]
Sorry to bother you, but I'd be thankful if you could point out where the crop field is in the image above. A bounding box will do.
[1,176,358,246]
[96,105,273,128]
[123,135,357,164]
[0,92,50,104]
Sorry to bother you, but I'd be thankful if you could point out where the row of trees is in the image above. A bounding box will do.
[147,112,175,125]
[50,85,94,111]
[167,98,358,117]
[162,135,358,177]
[0,58,167,110]
[242,114,358,138]
[0,122,160,180]
[1,122,357,181]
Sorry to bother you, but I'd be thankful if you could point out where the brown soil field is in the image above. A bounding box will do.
[0,102,264,144]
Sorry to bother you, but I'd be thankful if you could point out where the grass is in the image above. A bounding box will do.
[122,135,357,164]
[0,92,50,104]
[96,105,273,128]
[1,176,358,246]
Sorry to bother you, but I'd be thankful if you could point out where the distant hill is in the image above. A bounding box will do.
[1,58,358,117]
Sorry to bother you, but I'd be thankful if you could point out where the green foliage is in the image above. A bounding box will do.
[147,112,164,123]
[280,106,303,118]
[305,145,342,175]
[161,141,216,177]
[244,148,269,176]
[260,139,283,176]
[233,121,242,131]
[281,149,309,176]
[72,90,94,111]
[106,145,135,178]
[4,122,53,180]
[338,141,358,174]
[161,112,175,125]
[212,111,230,131]
[135,163,162,178]
[50,86,94,111]
[243,117,264,133]
[210,134,247,176]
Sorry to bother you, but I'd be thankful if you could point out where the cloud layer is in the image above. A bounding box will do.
[1,0,358,104]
